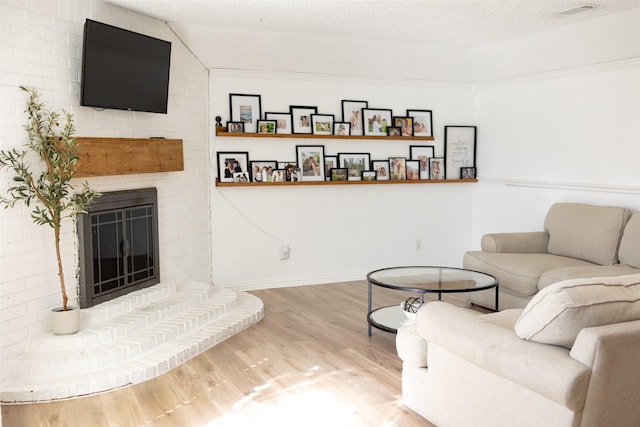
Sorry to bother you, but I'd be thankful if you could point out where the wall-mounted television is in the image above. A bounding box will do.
[81,19,172,114]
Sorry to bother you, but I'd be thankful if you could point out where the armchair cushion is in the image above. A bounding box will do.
[544,203,631,265]
[618,213,640,268]
[463,251,595,297]
[515,274,640,348]
[481,231,549,253]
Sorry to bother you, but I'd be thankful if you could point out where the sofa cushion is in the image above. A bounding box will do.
[619,213,640,268]
[463,251,595,297]
[538,265,640,290]
[515,274,640,348]
[544,203,631,266]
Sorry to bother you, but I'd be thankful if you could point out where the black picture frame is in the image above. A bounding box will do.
[290,105,318,134]
[371,160,390,180]
[217,151,250,183]
[265,112,293,134]
[338,152,371,181]
[330,168,348,181]
[461,167,476,179]
[250,160,278,182]
[226,121,244,133]
[257,120,277,134]
[389,157,407,180]
[341,100,368,136]
[387,126,401,137]
[406,160,420,180]
[296,145,325,181]
[229,93,261,133]
[311,114,335,135]
[362,108,393,136]
[324,155,338,180]
[410,145,435,180]
[393,116,414,136]
[361,170,377,181]
[429,157,446,180]
[407,109,433,137]
[445,125,476,180]
[333,122,351,136]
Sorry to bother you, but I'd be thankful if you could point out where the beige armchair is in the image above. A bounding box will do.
[396,274,640,427]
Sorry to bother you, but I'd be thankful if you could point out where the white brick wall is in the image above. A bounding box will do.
[0,0,211,357]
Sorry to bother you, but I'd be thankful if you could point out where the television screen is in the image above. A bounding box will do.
[81,19,171,114]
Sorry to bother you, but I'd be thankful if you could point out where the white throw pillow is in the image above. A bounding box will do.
[515,274,640,348]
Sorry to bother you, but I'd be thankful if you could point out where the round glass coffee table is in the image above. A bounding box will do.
[367,266,498,335]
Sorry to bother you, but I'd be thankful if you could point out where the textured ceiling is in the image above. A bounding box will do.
[106,0,640,48]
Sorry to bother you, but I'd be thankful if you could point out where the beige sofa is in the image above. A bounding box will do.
[396,273,640,427]
[464,203,640,310]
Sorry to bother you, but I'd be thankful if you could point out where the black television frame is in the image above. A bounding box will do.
[80,19,171,114]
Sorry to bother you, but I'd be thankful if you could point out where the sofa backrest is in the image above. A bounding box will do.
[618,213,640,268]
[544,203,632,265]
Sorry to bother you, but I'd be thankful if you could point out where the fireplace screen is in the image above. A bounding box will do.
[77,188,160,308]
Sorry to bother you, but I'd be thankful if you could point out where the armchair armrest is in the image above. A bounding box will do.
[416,301,590,410]
[481,231,549,253]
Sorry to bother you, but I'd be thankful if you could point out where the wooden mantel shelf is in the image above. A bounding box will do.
[75,137,184,178]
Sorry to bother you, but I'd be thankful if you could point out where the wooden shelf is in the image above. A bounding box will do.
[215,127,434,141]
[75,137,184,178]
[216,178,476,187]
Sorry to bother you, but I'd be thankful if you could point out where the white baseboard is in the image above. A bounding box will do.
[216,270,370,291]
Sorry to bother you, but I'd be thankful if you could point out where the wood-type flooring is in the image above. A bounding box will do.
[2,281,448,426]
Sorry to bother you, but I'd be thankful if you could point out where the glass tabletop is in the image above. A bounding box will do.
[367,266,497,293]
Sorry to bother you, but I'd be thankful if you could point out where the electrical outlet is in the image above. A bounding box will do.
[415,238,422,252]
[278,245,290,260]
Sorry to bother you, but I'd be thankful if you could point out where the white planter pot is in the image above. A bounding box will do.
[51,306,81,335]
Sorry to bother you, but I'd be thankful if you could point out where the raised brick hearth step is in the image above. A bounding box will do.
[0,282,264,402]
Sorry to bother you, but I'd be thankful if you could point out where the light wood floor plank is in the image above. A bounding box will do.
[2,281,440,426]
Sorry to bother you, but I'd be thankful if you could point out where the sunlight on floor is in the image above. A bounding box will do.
[203,365,402,427]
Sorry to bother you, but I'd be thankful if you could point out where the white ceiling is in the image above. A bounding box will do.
[107,0,640,49]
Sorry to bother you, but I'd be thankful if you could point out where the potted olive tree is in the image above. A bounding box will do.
[0,86,100,334]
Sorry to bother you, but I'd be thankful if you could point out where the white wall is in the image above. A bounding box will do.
[210,70,476,289]
[0,0,210,356]
[470,10,640,245]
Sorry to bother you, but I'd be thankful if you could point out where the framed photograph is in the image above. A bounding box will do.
[296,145,325,181]
[387,126,401,137]
[270,169,287,182]
[407,109,433,137]
[363,108,393,136]
[217,151,250,183]
[341,100,368,136]
[233,171,250,183]
[287,167,302,182]
[333,122,351,136]
[410,145,435,179]
[257,120,277,134]
[389,157,407,180]
[406,160,420,180]
[311,114,335,135]
[371,160,390,181]
[430,157,446,180]
[445,126,476,180]
[394,117,414,136]
[324,155,338,180]
[362,170,377,181]
[250,160,278,182]
[330,168,348,181]
[290,105,318,134]
[226,121,244,133]
[265,112,292,134]
[338,152,371,181]
[229,93,261,133]
[461,167,476,179]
